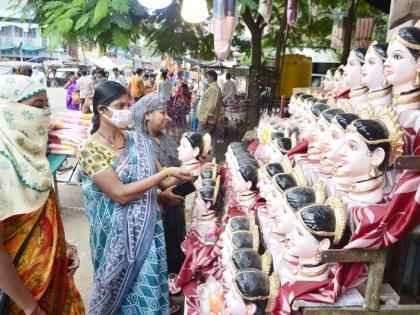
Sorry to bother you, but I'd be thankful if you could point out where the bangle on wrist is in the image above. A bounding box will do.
[162,167,172,181]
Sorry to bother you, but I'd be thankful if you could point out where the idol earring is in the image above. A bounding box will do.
[369,163,379,178]
[413,68,420,86]
[315,248,321,261]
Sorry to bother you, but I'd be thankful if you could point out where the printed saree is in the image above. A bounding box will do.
[78,131,169,314]
[2,190,85,315]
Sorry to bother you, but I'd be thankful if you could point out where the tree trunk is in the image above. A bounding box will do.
[341,0,357,64]
[269,3,289,109]
[242,9,264,128]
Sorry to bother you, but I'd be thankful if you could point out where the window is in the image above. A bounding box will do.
[14,26,23,38]
[28,28,37,38]
[3,26,12,36]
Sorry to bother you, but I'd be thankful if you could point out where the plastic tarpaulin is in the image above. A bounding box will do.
[89,56,117,70]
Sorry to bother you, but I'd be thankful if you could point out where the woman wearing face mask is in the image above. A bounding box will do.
[76,81,194,314]
[0,75,85,315]
[132,95,186,314]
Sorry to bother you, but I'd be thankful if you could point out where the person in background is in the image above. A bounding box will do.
[170,82,191,133]
[48,68,56,87]
[222,72,237,103]
[150,73,157,88]
[157,71,173,102]
[0,75,85,315]
[109,67,126,86]
[76,71,93,107]
[76,81,193,314]
[64,75,80,111]
[196,70,222,160]
[128,68,145,102]
[31,66,47,88]
[143,73,154,94]
[132,95,186,313]
[96,69,107,84]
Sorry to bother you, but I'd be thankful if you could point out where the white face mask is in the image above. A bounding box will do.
[103,106,132,129]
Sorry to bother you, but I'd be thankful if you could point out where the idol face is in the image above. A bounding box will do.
[312,117,330,151]
[300,114,317,141]
[323,76,334,92]
[324,123,346,161]
[232,169,251,195]
[257,171,274,201]
[384,40,420,88]
[361,48,386,90]
[339,132,377,177]
[286,217,320,259]
[177,136,197,162]
[344,51,363,87]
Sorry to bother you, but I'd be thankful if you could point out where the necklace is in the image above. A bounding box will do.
[349,180,384,195]
[97,131,126,151]
[298,264,329,278]
[349,86,368,98]
[368,86,392,101]
[392,93,420,107]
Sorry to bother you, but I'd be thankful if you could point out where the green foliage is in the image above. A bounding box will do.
[19,0,146,50]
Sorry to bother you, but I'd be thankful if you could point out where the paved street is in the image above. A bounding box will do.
[47,88,93,307]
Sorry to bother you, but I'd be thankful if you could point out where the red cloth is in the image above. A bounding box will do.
[248,139,260,155]
[335,88,350,101]
[287,140,309,166]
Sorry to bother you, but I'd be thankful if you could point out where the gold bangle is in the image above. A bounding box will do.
[162,167,172,181]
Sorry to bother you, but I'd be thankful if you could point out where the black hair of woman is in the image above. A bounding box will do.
[335,113,360,130]
[91,81,128,134]
[397,26,420,59]
[239,165,258,190]
[372,42,389,60]
[311,104,329,118]
[285,187,316,212]
[274,173,297,192]
[321,108,345,123]
[353,47,367,63]
[299,204,335,243]
[184,132,204,157]
[264,163,284,178]
[234,269,269,314]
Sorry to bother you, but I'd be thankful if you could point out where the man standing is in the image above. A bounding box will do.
[222,72,237,103]
[76,71,93,106]
[196,70,222,160]
[128,68,145,102]
[157,71,173,102]
[109,67,126,85]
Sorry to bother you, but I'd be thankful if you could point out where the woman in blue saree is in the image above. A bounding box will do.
[76,81,193,314]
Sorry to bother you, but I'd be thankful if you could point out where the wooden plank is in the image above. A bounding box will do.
[365,248,387,311]
[303,304,420,315]
[394,156,420,171]
[320,249,380,263]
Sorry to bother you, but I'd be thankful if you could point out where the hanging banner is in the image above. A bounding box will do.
[287,0,299,26]
[213,0,238,60]
[355,18,375,48]
[331,11,345,49]
[258,0,274,23]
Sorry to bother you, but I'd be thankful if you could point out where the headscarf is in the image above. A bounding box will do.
[0,75,52,221]
[132,95,180,167]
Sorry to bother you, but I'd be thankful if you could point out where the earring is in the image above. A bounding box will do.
[382,76,388,87]
[413,68,420,86]
[315,248,321,261]
[369,163,379,178]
